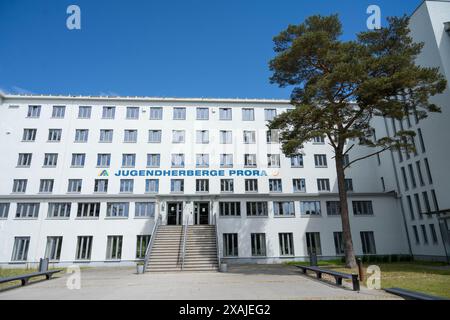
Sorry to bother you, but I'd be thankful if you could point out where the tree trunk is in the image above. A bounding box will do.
[335,152,357,269]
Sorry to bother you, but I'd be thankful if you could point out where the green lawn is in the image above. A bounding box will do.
[286,260,450,298]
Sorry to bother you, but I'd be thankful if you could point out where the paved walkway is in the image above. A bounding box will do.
[0,264,400,300]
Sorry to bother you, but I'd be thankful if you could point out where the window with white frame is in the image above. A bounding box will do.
[136,235,151,259]
[360,231,376,254]
[43,153,58,167]
[196,107,209,120]
[267,154,280,168]
[290,154,303,167]
[243,131,256,144]
[244,154,257,167]
[300,201,321,216]
[273,202,295,216]
[126,107,139,119]
[196,154,209,168]
[317,178,330,192]
[149,107,162,120]
[223,233,238,257]
[352,201,373,215]
[266,130,280,143]
[148,130,162,143]
[11,237,30,261]
[99,129,113,142]
[22,129,37,141]
[124,129,138,143]
[94,179,108,193]
[312,136,325,144]
[68,179,82,192]
[306,232,322,255]
[196,130,209,144]
[269,179,283,192]
[220,179,234,193]
[171,154,185,167]
[264,109,277,121]
[27,105,41,118]
[45,236,63,261]
[173,107,186,120]
[333,232,345,255]
[219,108,232,120]
[78,106,92,119]
[145,179,159,193]
[0,203,10,219]
[219,202,240,216]
[102,106,116,119]
[48,129,62,142]
[314,154,327,167]
[251,233,266,256]
[122,154,136,167]
[220,130,232,144]
[171,179,184,193]
[12,179,27,193]
[16,203,40,218]
[120,179,134,193]
[75,129,89,142]
[220,154,233,168]
[77,203,100,218]
[196,179,209,193]
[107,202,129,217]
[242,108,254,121]
[293,178,306,192]
[246,202,268,217]
[326,201,341,216]
[17,153,32,167]
[147,154,160,167]
[71,153,86,167]
[135,202,155,218]
[245,179,258,192]
[52,106,65,118]
[279,233,294,256]
[39,179,54,193]
[97,154,111,167]
[75,236,93,260]
[172,130,185,143]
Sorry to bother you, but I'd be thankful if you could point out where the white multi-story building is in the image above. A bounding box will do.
[0,0,448,268]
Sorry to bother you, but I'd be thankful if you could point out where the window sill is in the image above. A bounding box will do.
[13,218,38,220]
[219,216,241,219]
[134,216,154,219]
[75,217,99,220]
[74,260,91,263]
[46,141,61,143]
[21,140,36,142]
[246,216,269,218]
[70,166,85,168]
[353,214,375,217]
[98,141,113,143]
[74,141,88,143]
[105,259,122,262]
[300,215,322,218]
[105,217,129,220]
[16,166,31,168]
[42,166,57,168]
[46,217,70,220]
[273,215,295,218]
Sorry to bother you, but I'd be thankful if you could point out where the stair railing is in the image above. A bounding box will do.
[143,214,162,272]
[180,214,189,270]
[214,212,221,269]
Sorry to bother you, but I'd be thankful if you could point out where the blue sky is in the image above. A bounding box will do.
[0,0,422,99]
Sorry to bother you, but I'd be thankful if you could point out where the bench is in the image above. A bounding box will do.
[384,287,449,300]
[0,270,61,287]
[296,265,360,291]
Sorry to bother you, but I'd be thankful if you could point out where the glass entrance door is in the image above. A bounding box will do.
[194,202,209,225]
[167,202,183,225]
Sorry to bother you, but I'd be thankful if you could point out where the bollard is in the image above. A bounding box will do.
[356,258,365,283]
[39,258,49,272]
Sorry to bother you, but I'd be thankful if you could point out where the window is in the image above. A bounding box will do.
[149,107,162,120]
[242,108,254,121]
[345,179,353,192]
[39,179,54,193]
[11,237,30,261]
[172,130,185,144]
[313,136,325,144]
[48,129,62,142]
[78,106,92,119]
[264,109,277,121]
[431,189,439,211]
[314,154,327,167]
[120,179,134,193]
[251,233,267,256]
[196,130,209,144]
[196,179,209,193]
[219,202,240,216]
[171,179,184,193]
[352,201,374,215]
[422,192,431,214]
[12,179,27,193]
[45,237,63,261]
[243,131,256,144]
[424,158,433,184]
[269,179,283,192]
[245,179,258,192]
[317,179,330,192]
[77,203,100,218]
[420,225,429,245]
[27,105,41,118]
[408,164,417,189]
[220,130,232,144]
[126,107,139,119]
[173,107,186,120]
[246,202,268,217]
[429,224,438,244]
[16,203,40,218]
[99,129,113,142]
[148,130,162,143]
[68,179,82,193]
[244,154,257,167]
[147,154,160,167]
[267,154,280,168]
[97,154,111,167]
[300,201,321,216]
[326,201,341,216]
[290,155,303,167]
[17,153,32,167]
[122,154,136,167]
[52,106,65,118]
[406,195,415,220]
[273,202,295,216]
[196,154,209,168]
[71,153,86,167]
[220,179,234,193]
[196,107,209,120]
[171,154,185,167]
[75,129,89,142]
[293,179,306,192]
[135,202,155,218]
[360,231,376,254]
[0,203,10,219]
[333,232,345,255]
[220,154,233,168]
[401,167,409,190]
[266,130,280,143]
[94,179,108,193]
[124,129,137,143]
[279,233,294,256]
[223,234,238,257]
[417,128,426,153]
[107,203,129,217]
[412,226,420,244]
[145,179,159,193]
[344,154,351,167]
[414,193,423,219]
[136,235,151,259]
[23,128,37,141]
[306,232,322,255]
[76,236,93,260]
[219,108,232,120]
[381,177,385,191]
[102,106,116,119]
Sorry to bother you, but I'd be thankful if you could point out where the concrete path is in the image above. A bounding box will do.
[0,264,400,300]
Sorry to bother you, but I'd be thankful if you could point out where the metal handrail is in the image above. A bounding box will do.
[215,212,221,268]
[143,214,162,271]
[180,214,189,270]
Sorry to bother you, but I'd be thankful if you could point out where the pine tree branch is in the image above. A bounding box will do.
[344,147,390,169]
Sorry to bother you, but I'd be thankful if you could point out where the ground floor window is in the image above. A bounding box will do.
[16,203,40,219]
[11,237,30,262]
[45,236,63,261]
[429,224,438,244]
[106,236,123,260]
[279,233,294,256]
[412,226,420,244]
[136,235,151,259]
[306,232,322,255]
[223,233,238,257]
[106,202,129,218]
[219,202,241,217]
[420,225,429,245]
[135,202,155,218]
[76,236,93,260]
[251,233,266,256]
[0,203,10,218]
[333,232,345,255]
[360,231,376,254]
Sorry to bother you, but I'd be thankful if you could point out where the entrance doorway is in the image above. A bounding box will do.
[167,202,183,225]
[194,202,210,225]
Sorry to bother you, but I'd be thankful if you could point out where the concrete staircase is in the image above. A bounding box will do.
[146,225,218,272]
